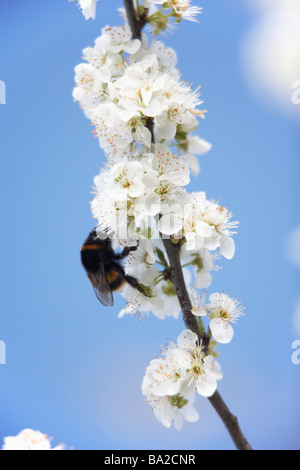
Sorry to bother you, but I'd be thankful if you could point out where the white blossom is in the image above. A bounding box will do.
[72,0,99,20]
[118,260,182,320]
[142,144,190,204]
[193,249,221,289]
[189,288,207,317]
[183,192,238,258]
[142,382,199,430]
[91,144,191,240]
[106,161,146,200]
[205,293,246,344]
[73,8,242,348]
[124,239,157,285]
[143,330,222,401]
[74,29,205,155]
[145,0,202,22]
[185,135,212,177]
[72,5,246,425]
[149,40,178,72]
[2,429,66,451]
[176,330,223,397]
[118,282,165,319]
[68,0,251,440]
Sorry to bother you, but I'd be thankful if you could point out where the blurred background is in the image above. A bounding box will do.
[0,0,299,450]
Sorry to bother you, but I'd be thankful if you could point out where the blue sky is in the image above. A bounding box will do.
[0,0,299,450]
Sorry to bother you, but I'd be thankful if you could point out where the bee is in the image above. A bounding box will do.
[81,229,146,306]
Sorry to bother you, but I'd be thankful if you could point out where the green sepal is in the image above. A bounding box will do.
[170,394,188,410]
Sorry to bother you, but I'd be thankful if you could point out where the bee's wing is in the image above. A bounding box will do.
[88,266,114,307]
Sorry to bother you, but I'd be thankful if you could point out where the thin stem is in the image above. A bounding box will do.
[123,0,253,452]
[155,260,168,268]
[147,10,170,22]
[181,261,194,268]
[136,0,141,15]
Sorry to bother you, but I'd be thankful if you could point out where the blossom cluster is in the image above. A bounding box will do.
[73,1,247,430]
[72,1,203,29]
[72,15,238,314]
[142,292,245,429]
[142,330,222,429]
[73,24,207,158]
[2,429,67,451]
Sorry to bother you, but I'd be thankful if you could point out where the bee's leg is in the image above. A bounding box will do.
[115,242,139,260]
[124,274,149,296]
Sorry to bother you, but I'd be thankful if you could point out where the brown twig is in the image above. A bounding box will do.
[123,0,145,40]
[162,236,252,451]
[123,0,253,451]
[162,237,210,351]
[208,391,253,451]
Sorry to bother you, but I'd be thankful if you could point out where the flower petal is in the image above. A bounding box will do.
[210,318,234,344]
[196,374,217,398]
[220,234,235,260]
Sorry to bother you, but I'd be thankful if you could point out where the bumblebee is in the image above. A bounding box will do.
[81,230,146,306]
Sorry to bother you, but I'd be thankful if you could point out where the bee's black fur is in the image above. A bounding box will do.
[81,230,146,305]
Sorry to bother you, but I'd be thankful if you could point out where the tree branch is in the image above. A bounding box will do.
[123,0,253,452]
[162,237,253,450]
[208,391,253,451]
[123,0,144,40]
[162,237,210,351]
